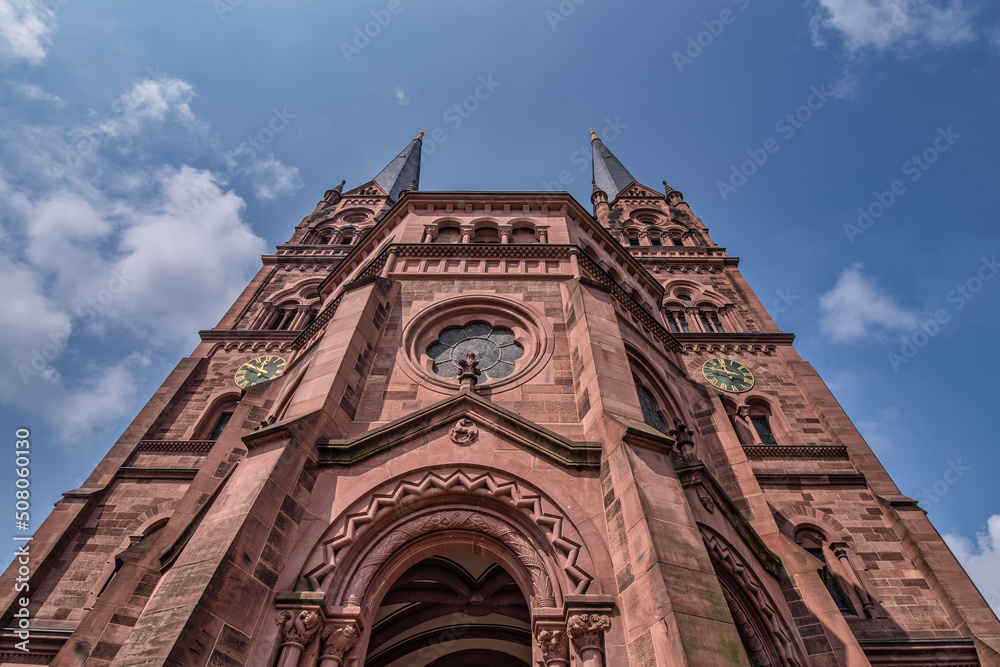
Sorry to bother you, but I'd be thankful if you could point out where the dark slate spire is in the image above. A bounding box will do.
[374,130,423,202]
[591,129,636,204]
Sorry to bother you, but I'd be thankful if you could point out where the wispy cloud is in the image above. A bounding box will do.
[856,405,900,452]
[247,154,304,201]
[97,77,197,140]
[944,515,1000,614]
[990,26,1000,51]
[0,74,268,441]
[818,263,919,343]
[7,80,64,105]
[0,0,57,65]
[809,0,976,54]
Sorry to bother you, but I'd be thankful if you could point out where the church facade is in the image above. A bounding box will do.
[2,133,998,667]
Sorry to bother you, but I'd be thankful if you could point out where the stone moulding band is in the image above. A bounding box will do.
[742,444,848,459]
[303,468,593,598]
[701,525,805,667]
[340,509,556,608]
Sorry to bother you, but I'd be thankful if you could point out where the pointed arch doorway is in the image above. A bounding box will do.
[363,551,532,667]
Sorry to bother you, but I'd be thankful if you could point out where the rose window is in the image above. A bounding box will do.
[427,323,524,382]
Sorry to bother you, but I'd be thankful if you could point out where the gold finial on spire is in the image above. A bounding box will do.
[589,128,598,140]
[416,128,426,140]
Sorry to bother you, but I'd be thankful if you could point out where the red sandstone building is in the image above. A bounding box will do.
[3,133,998,666]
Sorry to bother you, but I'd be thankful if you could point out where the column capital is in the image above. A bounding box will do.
[535,626,570,666]
[277,609,322,648]
[321,622,360,661]
[567,613,610,652]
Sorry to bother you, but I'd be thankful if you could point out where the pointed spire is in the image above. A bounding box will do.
[324,179,346,204]
[591,131,635,203]
[663,180,684,205]
[374,132,422,202]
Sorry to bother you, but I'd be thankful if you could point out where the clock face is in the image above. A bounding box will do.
[701,357,754,393]
[234,355,287,389]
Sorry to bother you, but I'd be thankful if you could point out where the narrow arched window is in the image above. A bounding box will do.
[665,311,690,333]
[699,311,725,333]
[268,307,296,331]
[208,412,233,441]
[634,377,667,434]
[795,527,854,613]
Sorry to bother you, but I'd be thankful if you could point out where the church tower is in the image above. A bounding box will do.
[2,132,998,667]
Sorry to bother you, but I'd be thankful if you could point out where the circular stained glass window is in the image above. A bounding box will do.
[427,323,524,382]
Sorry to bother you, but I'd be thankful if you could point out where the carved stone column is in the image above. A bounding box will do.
[535,628,569,667]
[289,305,312,331]
[253,302,277,330]
[499,224,512,244]
[831,541,878,617]
[319,624,359,667]
[380,249,398,279]
[276,610,322,667]
[567,614,610,667]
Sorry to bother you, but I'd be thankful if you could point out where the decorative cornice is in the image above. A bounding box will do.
[755,473,867,487]
[315,190,666,297]
[858,637,978,667]
[263,254,345,265]
[116,467,199,480]
[673,332,795,345]
[199,329,301,342]
[317,389,602,469]
[743,444,848,459]
[135,440,216,453]
[391,242,574,260]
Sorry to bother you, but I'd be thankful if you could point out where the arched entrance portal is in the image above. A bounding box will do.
[363,552,531,667]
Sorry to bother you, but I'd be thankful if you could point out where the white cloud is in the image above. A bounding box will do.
[944,515,1000,615]
[0,74,268,441]
[97,77,197,139]
[810,0,975,53]
[0,0,56,65]
[818,264,919,343]
[247,154,304,200]
[7,80,64,105]
[112,166,266,343]
[56,354,148,439]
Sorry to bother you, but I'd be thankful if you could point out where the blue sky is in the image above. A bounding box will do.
[1,0,998,606]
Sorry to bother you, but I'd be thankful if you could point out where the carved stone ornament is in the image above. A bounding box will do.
[567,613,611,652]
[321,624,359,659]
[458,351,480,379]
[697,484,716,513]
[449,417,479,445]
[343,510,555,608]
[723,588,773,666]
[278,609,322,647]
[536,628,570,665]
[668,418,696,461]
